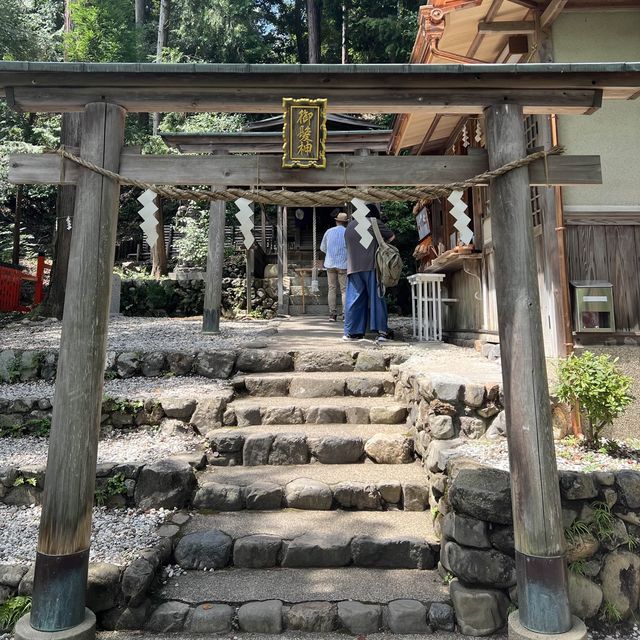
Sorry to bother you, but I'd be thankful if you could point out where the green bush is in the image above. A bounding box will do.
[0,596,31,632]
[556,351,633,446]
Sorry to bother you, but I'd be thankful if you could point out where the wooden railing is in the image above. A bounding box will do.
[0,255,50,312]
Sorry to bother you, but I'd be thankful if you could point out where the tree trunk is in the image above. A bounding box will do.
[294,0,305,62]
[41,112,82,319]
[153,0,170,134]
[307,0,320,63]
[135,0,144,27]
[151,197,168,278]
[341,1,348,64]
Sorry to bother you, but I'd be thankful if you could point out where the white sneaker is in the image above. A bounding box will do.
[342,335,359,342]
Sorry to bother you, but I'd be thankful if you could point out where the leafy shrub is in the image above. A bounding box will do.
[556,351,633,446]
[0,595,31,632]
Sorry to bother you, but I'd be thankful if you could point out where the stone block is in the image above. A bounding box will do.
[450,579,509,636]
[238,600,283,634]
[121,558,155,606]
[443,541,516,588]
[464,383,486,408]
[355,351,387,372]
[245,376,290,396]
[268,433,309,465]
[86,563,121,613]
[568,572,603,620]
[560,471,598,501]
[369,406,407,424]
[490,526,515,557]
[431,374,464,403]
[0,564,27,589]
[209,431,244,454]
[305,405,346,424]
[116,352,140,378]
[429,602,455,631]
[19,351,41,381]
[191,397,226,433]
[345,406,370,424]
[161,397,197,420]
[346,376,385,397]
[459,416,486,439]
[245,481,283,510]
[289,377,345,398]
[333,482,381,510]
[134,459,196,510]
[174,530,233,571]
[236,350,292,373]
[233,535,282,568]
[100,600,150,630]
[387,599,429,634]
[166,352,194,376]
[402,483,429,511]
[616,470,640,509]
[263,405,304,425]
[194,351,236,379]
[294,352,354,372]
[235,406,262,427]
[285,602,337,632]
[449,466,512,524]
[378,480,402,504]
[600,549,640,618]
[425,438,464,473]
[429,414,454,440]
[337,601,380,635]
[140,352,165,377]
[285,478,332,510]
[243,433,275,466]
[187,603,233,633]
[192,482,244,511]
[145,601,190,633]
[308,436,363,464]
[282,533,352,567]
[351,536,435,569]
[365,434,413,464]
[442,512,491,549]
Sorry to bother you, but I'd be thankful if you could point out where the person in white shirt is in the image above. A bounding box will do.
[320,212,348,322]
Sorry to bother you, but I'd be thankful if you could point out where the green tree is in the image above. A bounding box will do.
[0,0,61,61]
[65,0,138,62]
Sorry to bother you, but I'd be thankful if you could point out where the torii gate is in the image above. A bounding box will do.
[3,61,640,640]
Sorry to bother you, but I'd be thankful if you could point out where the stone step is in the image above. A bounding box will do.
[227,396,408,427]
[152,567,452,636]
[207,425,414,467]
[169,511,438,572]
[238,371,395,398]
[194,463,429,511]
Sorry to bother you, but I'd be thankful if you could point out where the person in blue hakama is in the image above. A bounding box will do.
[343,204,395,342]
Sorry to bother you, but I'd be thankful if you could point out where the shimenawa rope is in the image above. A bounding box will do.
[53,145,563,207]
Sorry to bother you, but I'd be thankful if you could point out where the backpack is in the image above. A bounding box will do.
[370,218,403,295]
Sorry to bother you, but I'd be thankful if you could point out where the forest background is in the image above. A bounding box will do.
[0,0,421,314]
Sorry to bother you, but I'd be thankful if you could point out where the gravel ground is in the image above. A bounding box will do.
[0,316,279,352]
[454,438,640,473]
[0,430,205,468]
[0,376,231,401]
[0,504,168,566]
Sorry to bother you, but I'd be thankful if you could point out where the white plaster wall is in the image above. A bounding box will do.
[552,11,640,209]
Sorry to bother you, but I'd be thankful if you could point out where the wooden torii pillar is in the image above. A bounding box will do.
[15,102,125,640]
[484,103,584,640]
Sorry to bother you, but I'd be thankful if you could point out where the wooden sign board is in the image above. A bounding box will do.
[282,98,327,169]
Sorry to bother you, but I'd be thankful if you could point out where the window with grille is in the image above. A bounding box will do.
[525,115,543,228]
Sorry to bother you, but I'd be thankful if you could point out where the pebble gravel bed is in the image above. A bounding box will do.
[0,375,231,401]
[0,504,168,566]
[0,430,205,468]
[0,316,279,352]
[454,438,640,472]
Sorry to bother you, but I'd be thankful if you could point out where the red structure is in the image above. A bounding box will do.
[0,255,50,312]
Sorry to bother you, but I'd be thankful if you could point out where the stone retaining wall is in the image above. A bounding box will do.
[0,348,406,383]
[434,459,640,635]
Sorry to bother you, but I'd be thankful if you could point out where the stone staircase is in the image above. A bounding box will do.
[148,364,455,635]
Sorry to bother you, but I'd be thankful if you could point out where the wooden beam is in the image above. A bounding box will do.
[9,152,603,187]
[478,20,536,34]
[467,0,505,58]
[6,86,603,114]
[541,0,569,28]
[485,101,570,634]
[29,102,125,632]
